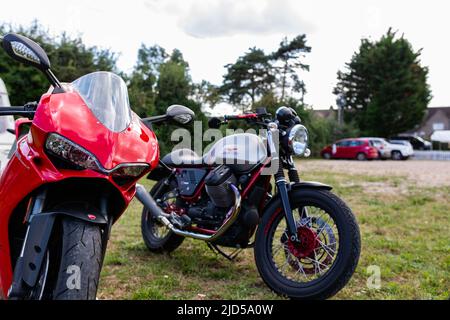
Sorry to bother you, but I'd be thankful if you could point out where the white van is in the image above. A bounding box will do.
[0,78,15,171]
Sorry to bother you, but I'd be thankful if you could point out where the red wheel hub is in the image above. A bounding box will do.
[287,226,318,259]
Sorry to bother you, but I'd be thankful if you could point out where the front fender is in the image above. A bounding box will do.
[262,181,332,216]
[10,208,109,295]
[290,181,332,191]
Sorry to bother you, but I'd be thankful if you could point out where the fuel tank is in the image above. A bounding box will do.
[203,133,267,173]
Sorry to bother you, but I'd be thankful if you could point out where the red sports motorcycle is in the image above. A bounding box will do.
[0,33,193,299]
[137,108,361,299]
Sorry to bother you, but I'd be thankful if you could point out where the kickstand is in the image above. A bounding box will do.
[206,243,243,261]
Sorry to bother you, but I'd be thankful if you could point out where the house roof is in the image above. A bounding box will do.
[425,106,450,121]
[313,108,336,118]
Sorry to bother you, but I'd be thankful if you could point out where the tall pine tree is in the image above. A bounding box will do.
[334,29,431,137]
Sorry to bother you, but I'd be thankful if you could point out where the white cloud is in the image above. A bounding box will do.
[0,0,449,109]
[175,0,315,38]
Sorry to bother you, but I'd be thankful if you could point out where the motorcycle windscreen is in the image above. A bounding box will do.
[71,71,132,132]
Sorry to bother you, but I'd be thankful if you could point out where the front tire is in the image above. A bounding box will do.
[254,189,360,300]
[52,217,103,300]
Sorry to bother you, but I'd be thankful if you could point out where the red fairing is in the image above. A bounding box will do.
[32,91,159,169]
[0,90,159,297]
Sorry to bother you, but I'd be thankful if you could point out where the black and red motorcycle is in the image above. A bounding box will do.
[136,107,361,300]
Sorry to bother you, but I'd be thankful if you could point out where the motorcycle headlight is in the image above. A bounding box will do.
[46,133,150,184]
[288,124,308,156]
[45,133,102,171]
[111,164,149,178]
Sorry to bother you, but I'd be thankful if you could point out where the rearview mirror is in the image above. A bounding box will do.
[1,33,62,90]
[1,33,51,71]
[166,105,194,125]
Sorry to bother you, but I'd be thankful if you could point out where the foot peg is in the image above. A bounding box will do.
[169,213,191,229]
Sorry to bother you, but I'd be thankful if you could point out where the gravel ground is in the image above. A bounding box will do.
[298,159,450,187]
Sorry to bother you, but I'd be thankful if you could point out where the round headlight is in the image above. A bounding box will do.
[288,124,308,156]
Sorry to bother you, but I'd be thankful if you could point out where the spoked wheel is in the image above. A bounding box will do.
[150,219,171,240]
[278,212,338,281]
[255,189,360,300]
[141,180,184,253]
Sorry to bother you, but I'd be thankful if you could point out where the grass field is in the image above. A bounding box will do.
[97,160,450,300]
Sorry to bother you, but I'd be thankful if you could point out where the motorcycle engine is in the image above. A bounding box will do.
[184,165,259,248]
[185,165,236,228]
[205,165,237,208]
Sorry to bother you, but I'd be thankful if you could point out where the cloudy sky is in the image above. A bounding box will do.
[0,0,449,110]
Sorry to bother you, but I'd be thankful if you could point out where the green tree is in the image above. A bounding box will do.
[191,80,221,116]
[271,35,311,103]
[154,49,207,155]
[155,51,191,113]
[51,33,117,82]
[334,29,431,137]
[127,44,167,116]
[0,21,117,105]
[220,47,275,112]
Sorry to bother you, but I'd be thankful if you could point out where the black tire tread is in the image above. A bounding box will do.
[53,218,102,300]
[141,180,184,253]
[255,189,361,300]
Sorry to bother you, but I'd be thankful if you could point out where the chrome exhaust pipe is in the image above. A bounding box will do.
[135,183,241,241]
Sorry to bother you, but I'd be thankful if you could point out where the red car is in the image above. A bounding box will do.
[321,138,379,160]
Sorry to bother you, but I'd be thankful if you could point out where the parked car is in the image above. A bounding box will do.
[388,140,415,160]
[363,137,414,160]
[363,137,392,160]
[321,138,379,160]
[390,135,432,150]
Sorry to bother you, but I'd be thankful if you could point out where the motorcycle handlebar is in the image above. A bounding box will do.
[223,108,270,122]
[209,108,271,129]
[0,102,37,117]
[223,113,259,121]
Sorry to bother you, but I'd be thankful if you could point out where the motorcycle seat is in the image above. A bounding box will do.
[161,148,204,167]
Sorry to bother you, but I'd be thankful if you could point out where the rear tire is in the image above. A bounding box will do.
[141,180,185,253]
[52,218,103,300]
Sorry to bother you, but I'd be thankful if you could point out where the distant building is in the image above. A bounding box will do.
[312,106,450,140]
[403,107,450,138]
[314,108,337,120]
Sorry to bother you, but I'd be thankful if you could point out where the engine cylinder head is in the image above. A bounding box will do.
[205,165,237,207]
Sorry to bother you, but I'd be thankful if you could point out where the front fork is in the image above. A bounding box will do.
[8,188,51,298]
[267,125,301,242]
[275,158,301,242]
